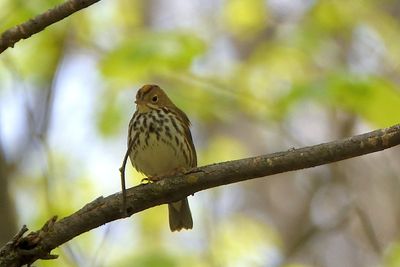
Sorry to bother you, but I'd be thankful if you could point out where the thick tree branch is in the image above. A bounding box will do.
[1,124,400,266]
[0,0,100,54]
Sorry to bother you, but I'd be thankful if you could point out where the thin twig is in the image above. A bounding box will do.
[119,142,133,216]
[354,206,381,254]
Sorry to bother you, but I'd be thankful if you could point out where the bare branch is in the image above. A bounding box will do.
[1,124,399,266]
[0,0,100,54]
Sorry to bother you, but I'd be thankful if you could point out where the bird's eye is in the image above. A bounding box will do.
[151,95,158,103]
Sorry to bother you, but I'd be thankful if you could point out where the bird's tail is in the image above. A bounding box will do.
[168,197,193,231]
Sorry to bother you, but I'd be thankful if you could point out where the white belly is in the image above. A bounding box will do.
[133,135,186,177]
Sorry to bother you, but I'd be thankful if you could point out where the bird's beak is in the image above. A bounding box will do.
[135,99,150,113]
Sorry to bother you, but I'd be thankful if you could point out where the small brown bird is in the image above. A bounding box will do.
[128,84,196,231]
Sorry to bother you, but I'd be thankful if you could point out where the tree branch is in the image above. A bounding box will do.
[0,0,100,54]
[1,124,399,266]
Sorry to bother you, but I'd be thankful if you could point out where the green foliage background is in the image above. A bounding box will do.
[1,0,400,266]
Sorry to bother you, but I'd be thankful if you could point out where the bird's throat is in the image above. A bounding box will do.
[137,104,152,113]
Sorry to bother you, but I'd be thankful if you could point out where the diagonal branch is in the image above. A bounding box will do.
[1,124,400,266]
[0,0,101,54]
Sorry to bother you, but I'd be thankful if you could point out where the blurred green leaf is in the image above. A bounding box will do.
[96,92,125,137]
[223,0,269,37]
[210,216,280,267]
[385,242,400,267]
[311,0,364,33]
[117,251,178,267]
[100,32,205,84]
[276,73,400,126]
[327,75,400,126]
[0,0,61,31]
[4,24,67,85]
[200,135,248,165]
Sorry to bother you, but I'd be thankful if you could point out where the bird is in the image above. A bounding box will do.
[127,84,196,231]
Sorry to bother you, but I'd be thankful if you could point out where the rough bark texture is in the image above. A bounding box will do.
[0,0,100,54]
[0,124,399,267]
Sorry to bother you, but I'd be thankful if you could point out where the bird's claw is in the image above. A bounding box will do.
[140,172,179,184]
[140,177,152,184]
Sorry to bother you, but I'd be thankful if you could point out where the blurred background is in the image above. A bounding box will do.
[1,0,400,266]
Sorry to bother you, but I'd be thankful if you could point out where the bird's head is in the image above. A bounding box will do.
[135,84,174,113]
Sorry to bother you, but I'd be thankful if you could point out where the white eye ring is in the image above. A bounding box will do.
[151,95,158,102]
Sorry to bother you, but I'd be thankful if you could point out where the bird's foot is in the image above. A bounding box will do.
[141,175,163,184]
[141,168,189,184]
[140,177,152,184]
